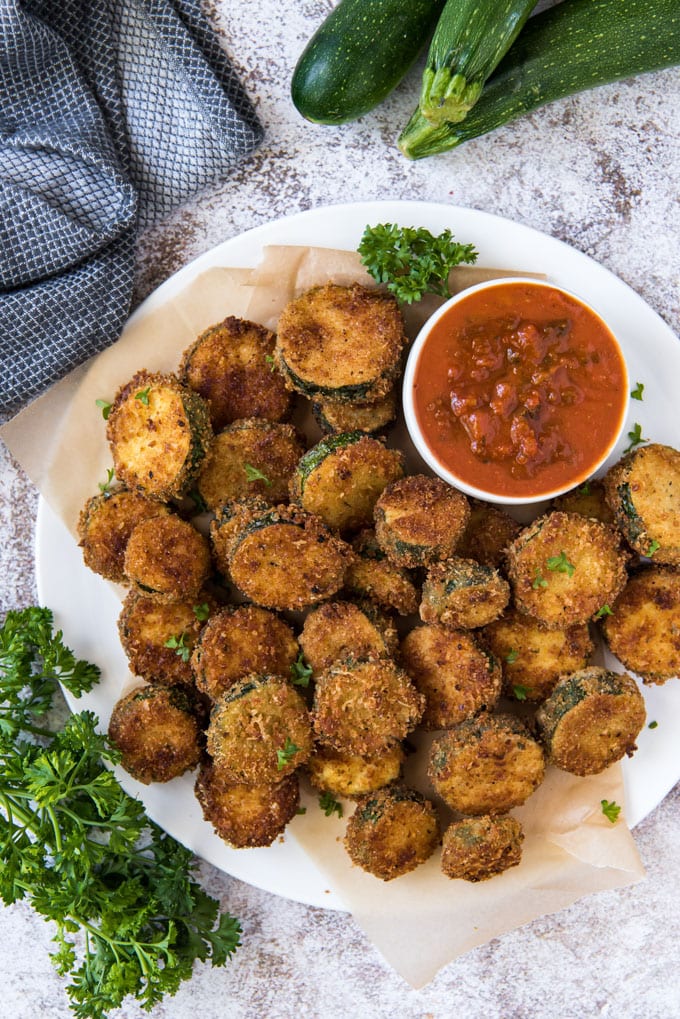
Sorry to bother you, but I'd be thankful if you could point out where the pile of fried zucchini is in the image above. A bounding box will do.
[78,278,679,882]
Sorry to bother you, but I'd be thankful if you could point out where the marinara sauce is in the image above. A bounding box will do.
[412,281,627,499]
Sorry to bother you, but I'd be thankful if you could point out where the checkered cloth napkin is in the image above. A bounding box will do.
[0,0,263,422]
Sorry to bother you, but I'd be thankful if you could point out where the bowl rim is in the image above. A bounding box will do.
[402,275,630,506]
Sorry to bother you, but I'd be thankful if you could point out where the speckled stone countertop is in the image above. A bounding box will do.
[2,2,680,1016]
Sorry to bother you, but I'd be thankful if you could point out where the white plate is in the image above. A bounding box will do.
[35,201,680,910]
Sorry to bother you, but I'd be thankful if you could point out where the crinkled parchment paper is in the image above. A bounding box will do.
[1,244,644,988]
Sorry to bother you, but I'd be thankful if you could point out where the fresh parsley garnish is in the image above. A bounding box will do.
[593,604,613,620]
[193,603,210,622]
[648,720,658,730]
[276,737,300,771]
[319,791,343,818]
[624,422,647,453]
[647,539,661,557]
[601,799,621,823]
[630,382,644,401]
[0,608,240,1017]
[164,632,190,663]
[265,354,276,371]
[97,467,115,494]
[512,684,528,701]
[505,649,519,664]
[244,463,271,486]
[579,480,591,495]
[135,386,151,405]
[95,398,112,420]
[358,223,478,304]
[290,652,313,688]
[532,570,547,590]
[546,550,576,577]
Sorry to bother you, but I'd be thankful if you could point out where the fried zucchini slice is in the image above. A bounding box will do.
[196,418,305,511]
[180,316,292,430]
[400,625,502,729]
[299,599,397,678]
[535,666,646,776]
[456,499,522,570]
[428,713,545,815]
[195,758,299,848]
[505,511,627,629]
[551,478,616,526]
[290,432,404,534]
[107,370,212,500]
[206,674,313,785]
[306,744,404,799]
[601,566,680,685]
[118,589,217,685]
[344,785,440,881]
[441,815,524,883]
[482,607,594,702]
[373,474,471,568]
[192,605,299,701]
[343,528,420,616]
[209,496,270,579]
[603,443,680,564]
[275,282,406,402]
[420,556,510,629]
[123,514,211,603]
[77,488,170,583]
[226,504,352,611]
[108,684,203,784]
[312,388,397,436]
[312,657,424,756]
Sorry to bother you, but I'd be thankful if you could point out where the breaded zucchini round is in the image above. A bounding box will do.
[77,488,170,583]
[106,370,212,500]
[179,316,291,430]
[400,625,502,729]
[373,475,470,568]
[482,607,594,702]
[420,556,510,629]
[343,529,420,616]
[428,713,545,815]
[535,667,646,776]
[195,758,299,848]
[505,511,627,628]
[118,590,217,685]
[123,514,211,602]
[601,566,680,684]
[441,815,524,883]
[306,743,404,799]
[551,478,616,526]
[456,499,522,570]
[209,497,270,579]
[192,605,299,701]
[344,785,440,881]
[226,504,352,611]
[312,657,424,756]
[276,282,406,403]
[312,388,397,436]
[290,432,404,534]
[206,674,312,785]
[196,418,305,511]
[299,600,398,678]
[108,685,203,784]
[603,443,680,564]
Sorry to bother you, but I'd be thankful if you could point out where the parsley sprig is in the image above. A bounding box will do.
[358,223,478,304]
[0,607,240,1018]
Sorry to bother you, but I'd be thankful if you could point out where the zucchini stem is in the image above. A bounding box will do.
[397,107,461,160]
[419,67,483,125]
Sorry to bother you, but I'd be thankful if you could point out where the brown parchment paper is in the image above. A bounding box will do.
[0,244,644,988]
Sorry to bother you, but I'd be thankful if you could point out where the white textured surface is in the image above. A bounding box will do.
[2,1,680,1015]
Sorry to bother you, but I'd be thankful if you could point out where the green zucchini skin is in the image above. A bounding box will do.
[399,0,680,158]
[291,0,446,125]
[419,0,537,125]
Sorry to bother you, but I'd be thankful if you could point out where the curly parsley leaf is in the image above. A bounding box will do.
[358,223,478,304]
[97,468,115,494]
[601,799,621,823]
[276,737,300,771]
[532,569,548,590]
[647,539,661,557]
[319,791,343,818]
[134,387,151,406]
[95,399,112,420]
[624,422,647,453]
[290,652,313,688]
[164,632,190,663]
[0,607,240,1018]
[512,684,528,701]
[244,463,271,486]
[546,550,576,577]
[593,604,613,620]
[630,382,644,401]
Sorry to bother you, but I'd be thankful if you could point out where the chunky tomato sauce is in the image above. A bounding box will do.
[412,281,627,498]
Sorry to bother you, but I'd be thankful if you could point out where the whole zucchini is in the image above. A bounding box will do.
[419,0,538,125]
[399,0,680,158]
[291,0,445,125]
